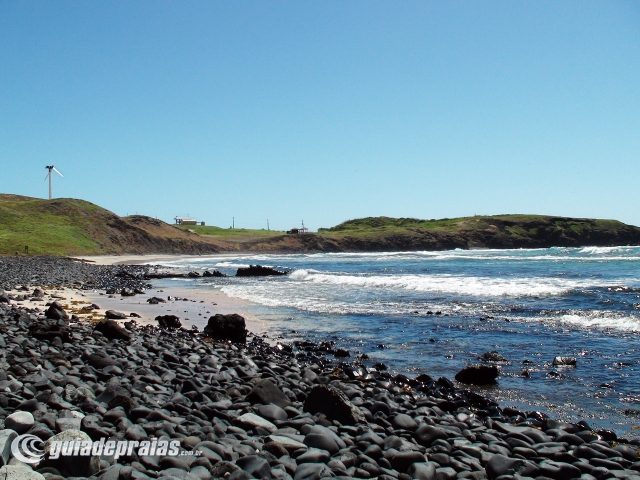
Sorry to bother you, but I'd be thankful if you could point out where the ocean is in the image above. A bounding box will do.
[154,246,640,438]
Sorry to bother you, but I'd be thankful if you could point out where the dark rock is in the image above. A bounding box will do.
[45,301,69,321]
[29,322,71,342]
[236,455,272,478]
[105,310,127,320]
[408,462,437,480]
[94,319,131,341]
[147,296,166,304]
[203,270,226,277]
[236,265,288,277]
[43,429,100,477]
[203,314,247,343]
[553,356,577,366]
[485,454,539,480]
[293,463,333,480]
[87,351,116,369]
[391,452,427,473]
[156,315,182,329]
[414,425,448,446]
[245,379,291,408]
[479,350,507,362]
[454,364,499,385]
[120,288,136,296]
[303,384,365,425]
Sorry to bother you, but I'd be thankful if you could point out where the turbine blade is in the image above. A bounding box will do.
[45,173,50,180]
[52,167,63,177]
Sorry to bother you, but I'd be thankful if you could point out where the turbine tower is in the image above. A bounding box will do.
[45,165,63,200]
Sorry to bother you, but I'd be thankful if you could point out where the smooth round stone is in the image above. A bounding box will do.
[392,413,418,431]
[485,454,539,480]
[235,455,271,478]
[159,457,190,471]
[296,448,331,464]
[303,433,339,454]
[414,425,448,446]
[391,451,427,473]
[408,462,437,480]
[257,404,288,422]
[293,463,333,480]
[5,411,35,434]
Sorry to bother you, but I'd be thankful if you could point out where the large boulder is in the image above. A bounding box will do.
[155,315,182,329]
[203,314,247,343]
[454,364,499,385]
[303,384,365,425]
[104,310,127,320]
[236,265,287,277]
[45,301,69,321]
[245,379,291,408]
[94,319,131,341]
[42,430,100,477]
[29,322,71,342]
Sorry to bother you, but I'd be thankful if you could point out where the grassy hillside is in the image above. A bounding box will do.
[2,195,639,255]
[0,195,221,255]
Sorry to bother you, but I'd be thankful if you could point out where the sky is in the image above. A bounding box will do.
[1,2,639,231]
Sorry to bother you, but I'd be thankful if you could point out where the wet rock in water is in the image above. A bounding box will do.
[203,270,226,277]
[45,301,68,321]
[94,319,131,341]
[236,265,288,277]
[156,314,182,329]
[553,356,577,366]
[479,350,507,362]
[303,384,365,425]
[105,310,127,320]
[203,313,247,343]
[455,364,499,385]
[245,379,291,408]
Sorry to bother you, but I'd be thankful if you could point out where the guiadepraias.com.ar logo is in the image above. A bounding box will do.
[11,434,186,464]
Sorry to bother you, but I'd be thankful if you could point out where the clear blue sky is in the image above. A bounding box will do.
[1,2,639,231]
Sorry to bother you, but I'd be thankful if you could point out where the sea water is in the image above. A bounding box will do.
[156,246,640,437]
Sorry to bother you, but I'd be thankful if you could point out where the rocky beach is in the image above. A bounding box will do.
[0,256,639,480]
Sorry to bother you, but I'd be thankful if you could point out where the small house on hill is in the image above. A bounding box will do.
[175,217,198,225]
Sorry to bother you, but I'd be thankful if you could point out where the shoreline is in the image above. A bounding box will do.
[1,255,640,479]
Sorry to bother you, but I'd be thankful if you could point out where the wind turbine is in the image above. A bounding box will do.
[45,165,63,200]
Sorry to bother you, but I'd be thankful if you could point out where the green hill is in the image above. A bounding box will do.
[0,195,223,255]
[2,195,640,255]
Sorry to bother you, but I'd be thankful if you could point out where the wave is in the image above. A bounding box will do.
[557,312,640,332]
[287,270,601,297]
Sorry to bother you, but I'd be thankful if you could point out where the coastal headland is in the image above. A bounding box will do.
[2,194,640,256]
[0,255,639,479]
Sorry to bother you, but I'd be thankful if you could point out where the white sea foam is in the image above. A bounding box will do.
[286,270,597,297]
[558,313,640,332]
